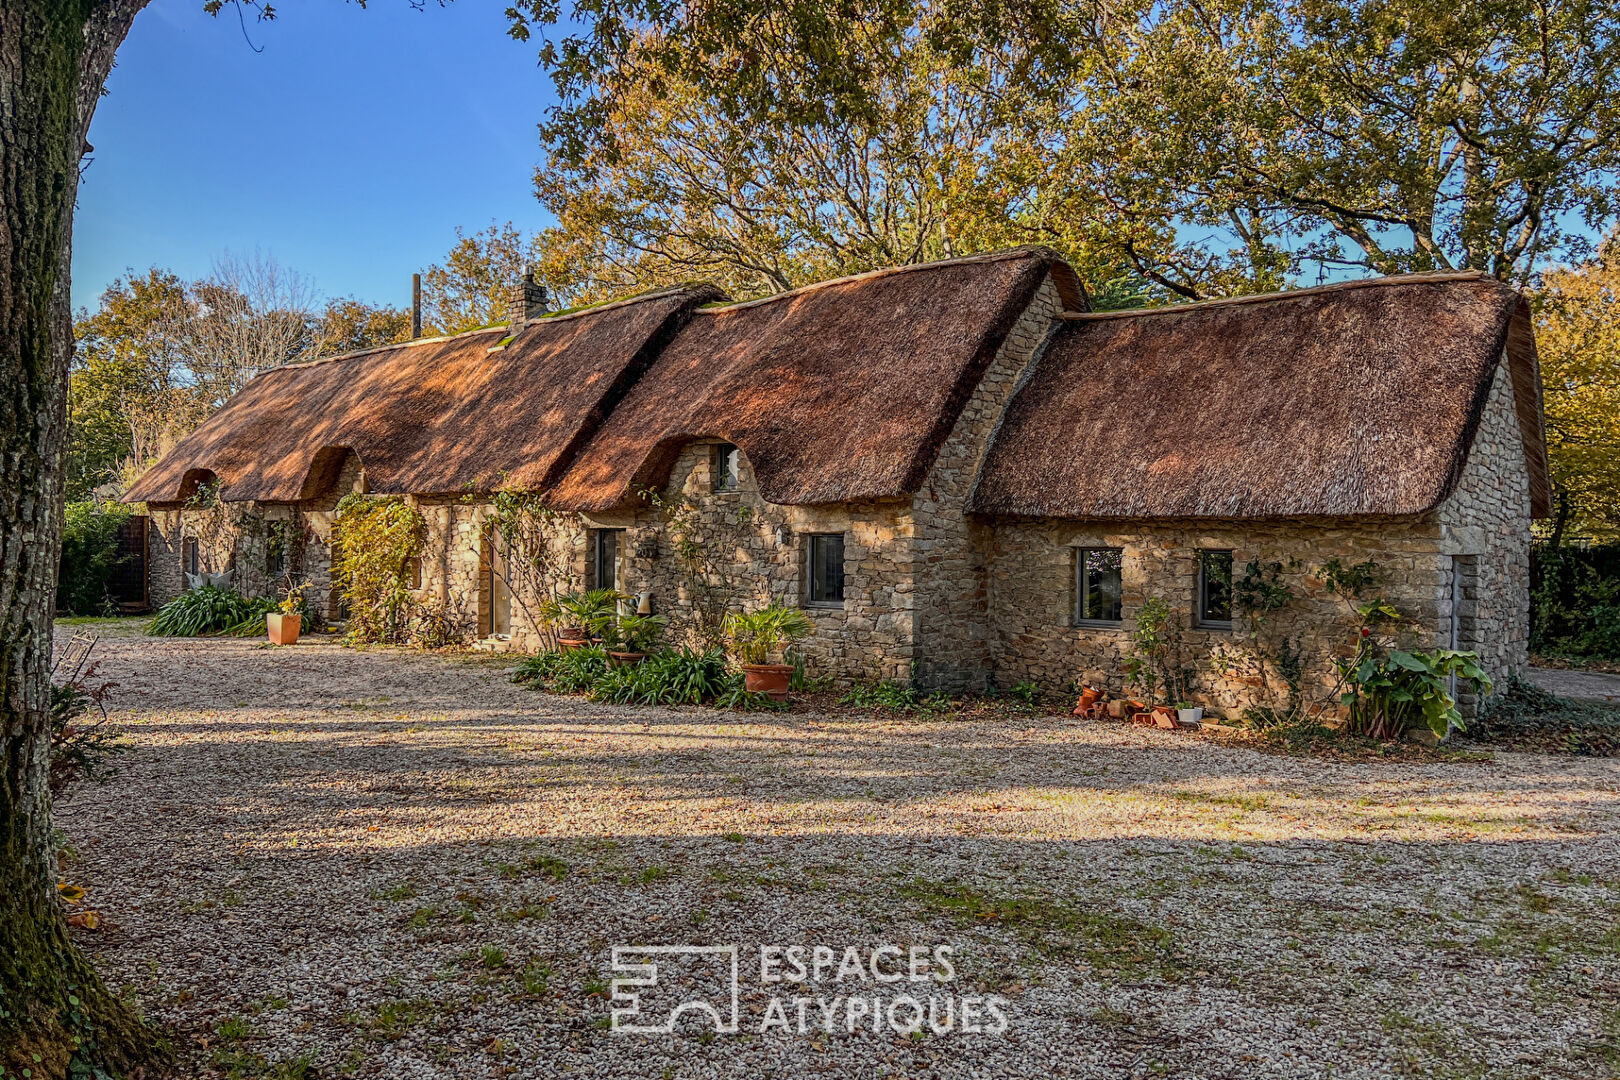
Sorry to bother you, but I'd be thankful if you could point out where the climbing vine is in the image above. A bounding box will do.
[487,487,580,648]
[333,494,426,643]
[642,489,754,650]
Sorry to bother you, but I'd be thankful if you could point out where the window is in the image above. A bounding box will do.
[183,537,199,576]
[407,556,422,590]
[805,533,846,606]
[1197,550,1234,628]
[713,442,741,492]
[1075,547,1124,624]
[590,529,622,593]
[266,536,286,579]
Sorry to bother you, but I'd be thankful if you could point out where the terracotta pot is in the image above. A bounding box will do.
[266,612,301,646]
[558,637,590,653]
[1131,711,1157,726]
[740,663,794,701]
[1152,706,1177,730]
[608,650,647,667]
[557,625,587,641]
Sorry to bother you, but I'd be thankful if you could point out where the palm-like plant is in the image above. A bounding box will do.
[545,589,623,639]
[722,602,813,666]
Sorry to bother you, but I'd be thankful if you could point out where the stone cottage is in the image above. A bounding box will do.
[125,248,1547,716]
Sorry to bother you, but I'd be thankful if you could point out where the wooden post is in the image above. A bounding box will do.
[411,273,422,339]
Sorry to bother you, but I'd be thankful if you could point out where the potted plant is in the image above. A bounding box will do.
[603,613,667,666]
[723,602,813,700]
[1176,701,1205,726]
[267,580,306,646]
[550,589,620,650]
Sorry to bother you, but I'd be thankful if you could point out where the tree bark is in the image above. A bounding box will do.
[0,1,160,1075]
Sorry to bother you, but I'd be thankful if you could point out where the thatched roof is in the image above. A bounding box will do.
[969,272,1550,521]
[124,285,722,504]
[547,247,1085,511]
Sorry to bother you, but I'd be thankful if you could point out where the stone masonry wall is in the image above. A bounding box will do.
[614,444,916,681]
[1434,355,1534,691]
[986,518,1455,719]
[912,276,1062,691]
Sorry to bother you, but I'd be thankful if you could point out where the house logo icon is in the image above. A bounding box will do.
[609,945,741,1035]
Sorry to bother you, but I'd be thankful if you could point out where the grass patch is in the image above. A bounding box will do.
[346,998,438,1041]
[898,878,1182,979]
[211,1050,316,1080]
[372,883,418,901]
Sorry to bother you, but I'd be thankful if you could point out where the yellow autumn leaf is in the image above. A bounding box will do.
[57,882,86,902]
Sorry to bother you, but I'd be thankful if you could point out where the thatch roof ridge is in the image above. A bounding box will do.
[700,246,1087,315]
[510,283,725,330]
[1059,269,1495,322]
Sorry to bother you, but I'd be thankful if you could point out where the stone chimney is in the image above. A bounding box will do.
[507,265,549,328]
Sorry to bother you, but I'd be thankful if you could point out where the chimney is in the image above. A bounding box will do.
[411,273,422,339]
[507,264,549,328]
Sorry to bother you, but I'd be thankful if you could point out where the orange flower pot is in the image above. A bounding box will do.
[740,663,793,701]
[266,612,301,646]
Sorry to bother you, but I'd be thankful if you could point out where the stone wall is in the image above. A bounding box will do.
[1434,356,1533,691]
[985,517,1456,718]
[142,453,366,617]
[608,443,916,681]
[912,277,1062,690]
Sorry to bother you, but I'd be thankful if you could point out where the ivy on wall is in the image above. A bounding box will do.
[333,494,426,643]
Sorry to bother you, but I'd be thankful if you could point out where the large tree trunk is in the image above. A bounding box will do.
[0,2,159,1075]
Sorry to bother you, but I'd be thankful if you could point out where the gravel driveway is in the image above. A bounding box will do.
[57,624,1620,1079]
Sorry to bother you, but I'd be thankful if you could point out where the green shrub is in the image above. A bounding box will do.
[514,645,779,709]
[148,586,266,637]
[1532,544,1620,661]
[1337,647,1491,739]
[57,500,130,615]
[838,680,953,713]
[333,494,425,643]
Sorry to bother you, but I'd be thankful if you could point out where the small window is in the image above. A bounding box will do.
[1075,547,1123,624]
[590,529,622,593]
[406,556,422,590]
[713,442,741,492]
[266,537,286,579]
[183,538,199,577]
[1198,550,1234,628]
[805,533,846,606]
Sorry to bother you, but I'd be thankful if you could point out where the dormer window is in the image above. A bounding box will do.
[714,442,741,492]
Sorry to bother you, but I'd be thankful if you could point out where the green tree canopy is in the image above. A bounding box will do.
[1533,233,1620,542]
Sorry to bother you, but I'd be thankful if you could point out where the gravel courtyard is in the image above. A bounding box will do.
[57,624,1620,1079]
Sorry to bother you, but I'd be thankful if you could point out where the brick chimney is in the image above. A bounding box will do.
[507,265,549,328]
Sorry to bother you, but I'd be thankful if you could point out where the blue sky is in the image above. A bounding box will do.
[74,0,558,313]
